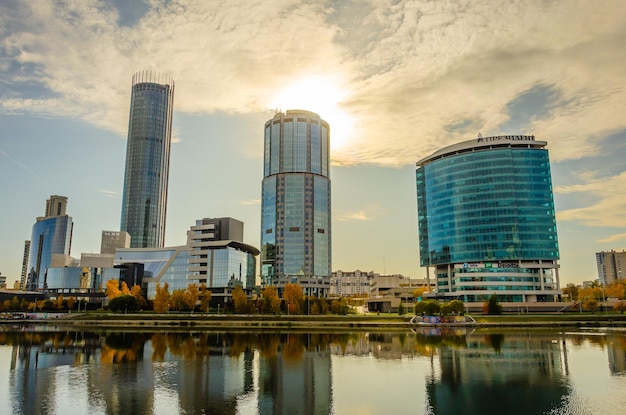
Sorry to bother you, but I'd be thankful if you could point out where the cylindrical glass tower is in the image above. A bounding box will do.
[260,110,331,297]
[416,135,561,302]
[120,71,175,248]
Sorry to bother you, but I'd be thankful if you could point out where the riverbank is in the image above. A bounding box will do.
[3,312,626,331]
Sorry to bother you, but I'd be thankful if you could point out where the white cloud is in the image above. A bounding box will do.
[336,211,371,222]
[98,189,120,199]
[240,199,260,206]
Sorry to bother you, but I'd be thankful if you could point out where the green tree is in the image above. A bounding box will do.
[397,302,405,315]
[483,294,502,315]
[108,295,139,313]
[415,300,440,316]
[448,299,465,315]
[232,286,249,313]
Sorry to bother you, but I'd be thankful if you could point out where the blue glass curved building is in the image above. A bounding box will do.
[260,110,331,297]
[416,135,561,302]
[120,71,175,248]
[26,196,73,291]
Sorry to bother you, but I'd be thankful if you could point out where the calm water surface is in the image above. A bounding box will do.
[0,326,625,415]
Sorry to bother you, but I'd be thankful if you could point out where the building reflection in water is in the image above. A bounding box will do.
[420,329,570,415]
[1,327,625,413]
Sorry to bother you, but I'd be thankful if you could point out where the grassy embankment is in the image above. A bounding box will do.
[17,310,626,331]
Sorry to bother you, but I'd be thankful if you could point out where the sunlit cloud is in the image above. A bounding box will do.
[598,233,626,244]
[336,211,371,222]
[555,171,626,227]
[0,0,625,167]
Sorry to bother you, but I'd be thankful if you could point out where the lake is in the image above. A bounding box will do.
[0,325,625,414]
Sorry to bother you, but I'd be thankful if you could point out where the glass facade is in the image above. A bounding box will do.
[27,215,73,290]
[260,111,331,296]
[416,136,561,302]
[120,71,175,248]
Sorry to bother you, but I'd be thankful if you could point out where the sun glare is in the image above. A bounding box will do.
[270,76,355,153]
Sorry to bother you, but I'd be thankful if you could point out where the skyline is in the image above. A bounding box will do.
[1,0,626,287]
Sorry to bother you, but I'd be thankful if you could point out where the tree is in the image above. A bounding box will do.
[606,281,626,300]
[169,289,188,311]
[614,300,626,314]
[185,283,200,312]
[330,297,350,315]
[397,302,405,315]
[260,286,281,314]
[583,298,599,313]
[108,295,139,313]
[130,285,148,309]
[415,300,440,316]
[232,286,249,314]
[563,283,580,301]
[448,299,465,315]
[55,295,64,310]
[483,294,502,315]
[283,284,304,315]
[67,297,76,310]
[120,281,131,296]
[199,283,212,313]
[105,279,121,300]
[413,286,426,300]
[153,283,170,313]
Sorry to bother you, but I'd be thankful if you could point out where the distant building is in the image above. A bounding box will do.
[187,217,257,291]
[330,270,377,297]
[0,272,6,289]
[100,231,131,254]
[120,71,175,248]
[26,195,74,291]
[260,110,331,297]
[596,250,626,285]
[108,217,259,305]
[416,135,561,303]
[19,240,30,290]
[366,274,431,313]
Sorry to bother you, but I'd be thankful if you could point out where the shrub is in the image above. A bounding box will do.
[108,295,139,313]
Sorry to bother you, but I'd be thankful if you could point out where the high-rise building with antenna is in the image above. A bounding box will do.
[120,71,175,248]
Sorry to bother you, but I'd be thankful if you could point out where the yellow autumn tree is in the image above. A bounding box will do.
[153,283,170,313]
[130,285,148,309]
[105,279,121,300]
[260,286,281,315]
[199,283,212,313]
[121,281,131,296]
[283,283,304,314]
[185,283,200,312]
[232,285,249,314]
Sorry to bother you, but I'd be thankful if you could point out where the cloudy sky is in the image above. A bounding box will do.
[1,0,625,287]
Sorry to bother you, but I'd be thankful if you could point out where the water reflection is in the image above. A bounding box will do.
[0,328,625,414]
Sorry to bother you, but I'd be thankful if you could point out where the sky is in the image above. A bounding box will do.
[1,0,625,287]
